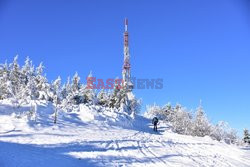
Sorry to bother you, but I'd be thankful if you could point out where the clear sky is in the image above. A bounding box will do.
[0,0,249,133]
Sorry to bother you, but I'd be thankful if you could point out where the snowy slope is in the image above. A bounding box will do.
[0,102,249,167]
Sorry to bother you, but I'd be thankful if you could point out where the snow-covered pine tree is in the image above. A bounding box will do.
[145,104,164,119]
[97,89,109,106]
[35,62,50,101]
[109,78,128,110]
[162,103,175,122]
[51,76,61,124]
[9,56,25,108]
[81,71,96,104]
[61,78,70,100]
[243,129,250,144]
[109,80,120,108]
[61,77,72,111]
[171,104,192,135]
[224,128,237,144]
[117,87,127,109]
[210,121,237,143]
[66,72,81,105]
[210,121,226,141]
[25,73,37,102]
[192,102,211,137]
[127,94,141,116]
[21,57,37,103]
[0,61,10,99]
[21,57,32,84]
[72,72,80,92]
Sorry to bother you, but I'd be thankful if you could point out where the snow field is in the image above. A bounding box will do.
[0,102,249,167]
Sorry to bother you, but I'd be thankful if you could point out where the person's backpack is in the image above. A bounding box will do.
[152,117,158,124]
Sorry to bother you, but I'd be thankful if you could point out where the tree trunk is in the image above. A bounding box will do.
[54,104,57,124]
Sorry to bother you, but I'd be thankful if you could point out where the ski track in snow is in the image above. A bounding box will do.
[0,103,250,167]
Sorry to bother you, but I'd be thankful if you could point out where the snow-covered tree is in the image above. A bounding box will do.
[21,57,32,84]
[0,61,10,99]
[72,72,80,92]
[144,101,238,142]
[210,121,237,144]
[82,72,96,104]
[61,77,71,100]
[109,80,121,108]
[171,105,192,135]
[61,77,72,111]
[97,89,109,106]
[127,94,141,116]
[9,56,20,94]
[145,104,166,120]
[9,56,26,108]
[162,103,175,122]
[35,62,50,101]
[210,121,226,141]
[116,87,127,108]
[28,101,37,121]
[191,102,211,137]
[145,103,192,135]
[60,72,82,107]
[51,76,61,124]
[71,72,82,104]
[23,73,37,102]
[243,129,250,144]
[224,128,237,144]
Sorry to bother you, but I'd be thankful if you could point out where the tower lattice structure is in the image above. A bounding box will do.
[122,18,133,91]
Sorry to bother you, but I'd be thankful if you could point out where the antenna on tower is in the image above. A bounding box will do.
[125,18,128,31]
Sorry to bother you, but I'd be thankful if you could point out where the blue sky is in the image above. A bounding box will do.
[0,0,250,133]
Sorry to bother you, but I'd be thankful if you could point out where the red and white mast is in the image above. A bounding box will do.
[122,18,133,91]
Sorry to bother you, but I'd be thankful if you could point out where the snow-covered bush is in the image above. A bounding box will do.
[243,129,250,144]
[127,95,141,115]
[97,89,109,106]
[171,105,193,135]
[210,121,238,144]
[144,104,166,120]
[191,105,212,137]
[144,102,239,144]
[0,56,139,116]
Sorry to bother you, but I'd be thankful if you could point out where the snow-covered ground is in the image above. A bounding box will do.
[0,101,249,167]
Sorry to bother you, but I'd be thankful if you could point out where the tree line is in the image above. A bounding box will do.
[145,102,249,145]
[0,56,141,123]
